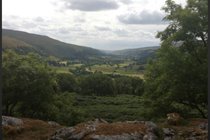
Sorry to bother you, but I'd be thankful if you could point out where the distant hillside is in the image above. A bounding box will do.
[2,29,104,60]
[110,46,159,62]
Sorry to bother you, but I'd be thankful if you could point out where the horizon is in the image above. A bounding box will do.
[3,0,186,50]
[3,28,160,51]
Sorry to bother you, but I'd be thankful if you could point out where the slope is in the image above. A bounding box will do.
[2,29,104,60]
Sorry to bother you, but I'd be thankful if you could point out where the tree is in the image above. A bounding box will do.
[79,73,115,96]
[2,50,57,119]
[52,92,84,126]
[114,76,133,95]
[144,0,207,118]
[56,73,78,92]
[114,76,144,95]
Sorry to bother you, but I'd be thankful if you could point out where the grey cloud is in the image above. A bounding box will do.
[118,0,133,4]
[22,22,37,28]
[113,29,129,37]
[95,26,112,31]
[2,21,19,30]
[34,17,44,22]
[57,26,84,35]
[74,17,86,23]
[118,10,166,25]
[57,28,70,34]
[63,0,119,11]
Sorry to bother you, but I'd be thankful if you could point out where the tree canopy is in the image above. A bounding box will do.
[2,50,57,119]
[144,0,208,118]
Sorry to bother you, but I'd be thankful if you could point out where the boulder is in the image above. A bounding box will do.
[2,116,23,127]
[48,121,60,127]
[198,122,208,130]
[51,127,75,140]
[166,113,183,125]
[144,121,158,133]
[143,132,158,140]
[162,128,176,140]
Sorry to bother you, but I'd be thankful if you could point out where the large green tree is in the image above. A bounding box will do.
[144,0,207,118]
[2,50,57,119]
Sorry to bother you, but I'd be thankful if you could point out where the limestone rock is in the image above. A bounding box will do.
[2,116,23,127]
[166,113,183,125]
[48,121,60,127]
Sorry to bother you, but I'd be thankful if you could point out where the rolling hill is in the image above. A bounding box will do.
[111,46,159,57]
[2,29,159,62]
[110,46,159,63]
[2,29,104,60]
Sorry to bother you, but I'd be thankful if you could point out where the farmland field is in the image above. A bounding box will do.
[51,61,145,78]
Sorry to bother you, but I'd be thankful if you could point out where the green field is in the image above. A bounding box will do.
[51,64,84,74]
[70,94,146,122]
[51,62,144,78]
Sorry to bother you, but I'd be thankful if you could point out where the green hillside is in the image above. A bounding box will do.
[2,29,104,60]
[112,46,159,58]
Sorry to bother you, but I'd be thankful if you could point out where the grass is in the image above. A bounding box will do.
[51,63,84,74]
[70,94,146,122]
[52,66,70,73]
[51,63,145,78]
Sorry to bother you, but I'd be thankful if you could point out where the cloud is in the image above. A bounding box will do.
[118,0,133,4]
[95,26,111,31]
[113,29,129,37]
[57,27,70,34]
[34,17,44,22]
[2,21,20,29]
[118,10,166,25]
[74,17,86,22]
[62,0,119,11]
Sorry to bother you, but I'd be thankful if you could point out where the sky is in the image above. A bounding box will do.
[2,0,186,50]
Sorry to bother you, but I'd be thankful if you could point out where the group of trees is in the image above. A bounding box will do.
[57,72,144,96]
[2,51,84,125]
[143,0,208,118]
[2,51,144,124]
[2,51,57,119]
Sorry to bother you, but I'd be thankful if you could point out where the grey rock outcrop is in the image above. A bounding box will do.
[2,116,23,127]
[48,121,60,127]
[50,119,159,140]
[162,128,176,140]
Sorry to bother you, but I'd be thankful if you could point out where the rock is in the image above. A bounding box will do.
[162,128,176,140]
[91,133,144,140]
[198,122,208,130]
[51,127,75,140]
[144,121,158,133]
[48,121,60,127]
[143,132,158,140]
[95,118,108,124]
[2,116,23,127]
[163,128,175,136]
[50,120,160,140]
[166,113,183,125]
